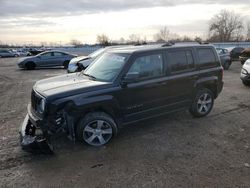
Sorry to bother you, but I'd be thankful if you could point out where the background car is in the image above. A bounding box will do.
[239,48,250,65]
[241,59,250,86]
[16,49,32,57]
[226,47,245,61]
[0,49,19,58]
[28,48,45,56]
[216,48,232,70]
[18,51,77,70]
[67,45,132,73]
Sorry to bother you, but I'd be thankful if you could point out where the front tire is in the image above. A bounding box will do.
[189,88,214,117]
[25,62,35,70]
[76,112,118,146]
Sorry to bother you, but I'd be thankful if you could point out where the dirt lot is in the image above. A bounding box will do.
[0,57,249,187]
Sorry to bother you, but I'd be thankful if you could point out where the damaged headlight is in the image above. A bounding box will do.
[37,98,46,113]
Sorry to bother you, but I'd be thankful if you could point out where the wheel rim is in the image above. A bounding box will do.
[197,93,212,114]
[83,120,113,146]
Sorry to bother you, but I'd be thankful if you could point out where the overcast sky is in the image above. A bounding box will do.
[0,0,249,45]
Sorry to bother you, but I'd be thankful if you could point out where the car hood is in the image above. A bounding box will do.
[18,56,37,64]
[18,57,31,63]
[33,73,112,99]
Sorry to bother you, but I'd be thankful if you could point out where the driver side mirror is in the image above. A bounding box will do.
[121,72,139,87]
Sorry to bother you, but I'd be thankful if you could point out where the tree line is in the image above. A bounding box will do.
[91,9,250,46]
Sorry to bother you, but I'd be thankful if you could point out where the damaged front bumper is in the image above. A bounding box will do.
[19,113,54,154]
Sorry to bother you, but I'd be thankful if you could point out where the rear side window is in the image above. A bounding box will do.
[54,52,66,56]
[197,48,216,64]
[168,50,194,73]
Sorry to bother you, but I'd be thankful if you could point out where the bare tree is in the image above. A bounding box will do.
[70,39,82,47]
[194,36,202,43]
[182,36,193,42]
[246,21,250,41]
[40,41,47,47]
[118,37,126,44]
[96,34,110,46]
[208,10,244,42]
[154,26,170,42]
[128,34,141,44]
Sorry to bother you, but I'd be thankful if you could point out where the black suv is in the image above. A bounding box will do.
[20,44,223,152]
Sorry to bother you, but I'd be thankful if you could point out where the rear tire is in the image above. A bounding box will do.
[76,112,118,146]
[25,62,35,70]
[242,80,250,86]
[189,88,214,118]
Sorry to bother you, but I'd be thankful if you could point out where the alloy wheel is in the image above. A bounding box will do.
[197,93,212,114]
[83,120,113,146]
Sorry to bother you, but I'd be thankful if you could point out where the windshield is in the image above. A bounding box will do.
[89,48,106,58]
[84,52,129,82]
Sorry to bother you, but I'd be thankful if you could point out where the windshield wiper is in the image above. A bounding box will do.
[81,73,97,80]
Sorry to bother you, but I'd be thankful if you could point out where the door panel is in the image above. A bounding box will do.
[38,52,54,67]
[165,48,197,103]
[117,52,170,123]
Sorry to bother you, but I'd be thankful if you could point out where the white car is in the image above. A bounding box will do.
[67,45,133,73]
[241,59,250,86]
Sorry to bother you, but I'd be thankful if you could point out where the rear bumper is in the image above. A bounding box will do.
[217,81,224,96]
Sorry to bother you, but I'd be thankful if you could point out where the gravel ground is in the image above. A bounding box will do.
[0,57,249,188]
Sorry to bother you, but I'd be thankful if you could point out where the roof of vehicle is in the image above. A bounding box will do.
[226,46,245,51]
[108,43,214,54]
[39,50,71,55]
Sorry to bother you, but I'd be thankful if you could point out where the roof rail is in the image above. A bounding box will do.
[198,41,210,45]
[161,42,175,47]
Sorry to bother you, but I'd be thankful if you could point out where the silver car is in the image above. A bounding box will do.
[18,51,77,70]
[0,49,19,58]
[67,46,132,73]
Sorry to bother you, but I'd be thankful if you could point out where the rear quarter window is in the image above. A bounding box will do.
[197,48,218,68]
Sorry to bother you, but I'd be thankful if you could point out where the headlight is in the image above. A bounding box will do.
[245,59,250,65]
[38,98,45,113]
[241,68,248,75]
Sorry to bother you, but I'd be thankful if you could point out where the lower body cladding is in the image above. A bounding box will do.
[19,105,72,154]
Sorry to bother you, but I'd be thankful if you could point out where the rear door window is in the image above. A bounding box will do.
[54,52,67,56]
[128,53,164,80]
[167,50,194,73]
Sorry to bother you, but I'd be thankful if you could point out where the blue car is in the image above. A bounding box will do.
[18,51,77,70]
